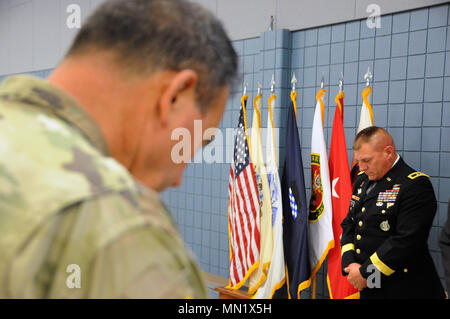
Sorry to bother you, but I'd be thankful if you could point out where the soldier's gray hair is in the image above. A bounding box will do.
[66,0,238,112]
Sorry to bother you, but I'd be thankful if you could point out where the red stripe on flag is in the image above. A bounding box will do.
[241,167,260,261]
[236,175,256,266]
[243,165,260,249]
[232,185,247,278]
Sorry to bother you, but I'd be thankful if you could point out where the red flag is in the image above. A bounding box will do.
[327,92,359,299]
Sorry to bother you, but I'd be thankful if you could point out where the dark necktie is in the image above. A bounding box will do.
[366,181,377,194]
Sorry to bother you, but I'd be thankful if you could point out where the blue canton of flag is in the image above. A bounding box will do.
[234,113,249,174]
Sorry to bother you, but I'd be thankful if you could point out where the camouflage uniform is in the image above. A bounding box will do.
[0,75,207,298]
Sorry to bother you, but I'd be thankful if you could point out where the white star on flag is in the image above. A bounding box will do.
[332,177,340,199]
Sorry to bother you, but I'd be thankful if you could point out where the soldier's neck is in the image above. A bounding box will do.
[391,154,400,168]
[47,56,148,169]
[375,153,400,182]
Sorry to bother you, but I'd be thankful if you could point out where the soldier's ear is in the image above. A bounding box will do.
[158,70,198,127]
[383,145,395,158]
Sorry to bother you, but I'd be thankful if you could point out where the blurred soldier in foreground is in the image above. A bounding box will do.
[0,0,237,298]
[341,126,445,299]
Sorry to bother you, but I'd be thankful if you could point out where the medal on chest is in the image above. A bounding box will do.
[380,220,390,231]
[377,185,400,204]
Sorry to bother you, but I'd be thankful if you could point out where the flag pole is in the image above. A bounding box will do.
[241,81,252,161]
[362,67,374,126]
[253,82,262,128]
[312,277,316,299]
[350,67,374,184]
[268,75,277,164]
[336,74,345,118]
[316,78,327,127]
[291,73,298,120]
[364,66,372,87]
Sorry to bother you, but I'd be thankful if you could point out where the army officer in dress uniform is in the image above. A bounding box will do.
[341,126,445,299]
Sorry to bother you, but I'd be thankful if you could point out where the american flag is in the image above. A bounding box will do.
[227,96,261,289]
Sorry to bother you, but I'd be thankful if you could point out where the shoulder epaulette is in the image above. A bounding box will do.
[358,171,365,176]
[407,172,429,180]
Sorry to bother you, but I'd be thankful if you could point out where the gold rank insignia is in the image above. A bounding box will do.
[380,220,390,231]
[408,172,429,180]
[357,188,362,195]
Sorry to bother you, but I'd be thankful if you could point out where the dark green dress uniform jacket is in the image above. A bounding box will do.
[341,157,445,299]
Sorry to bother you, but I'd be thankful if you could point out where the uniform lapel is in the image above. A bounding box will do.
[361,157,404,204]
[362,178,393,203]
[351,176,368,211]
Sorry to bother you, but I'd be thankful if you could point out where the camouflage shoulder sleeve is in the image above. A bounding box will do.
[88,225,208,299]
[0,78,206,298]
[34,190,208,299]
[5,190,143,298]
[85,186,208,299]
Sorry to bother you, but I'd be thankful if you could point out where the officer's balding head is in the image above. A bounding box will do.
[353,126,396,152]
[353,126,398,181]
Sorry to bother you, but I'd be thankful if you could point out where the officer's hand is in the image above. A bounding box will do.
[344,263,361,274]
[345,263,367,291]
